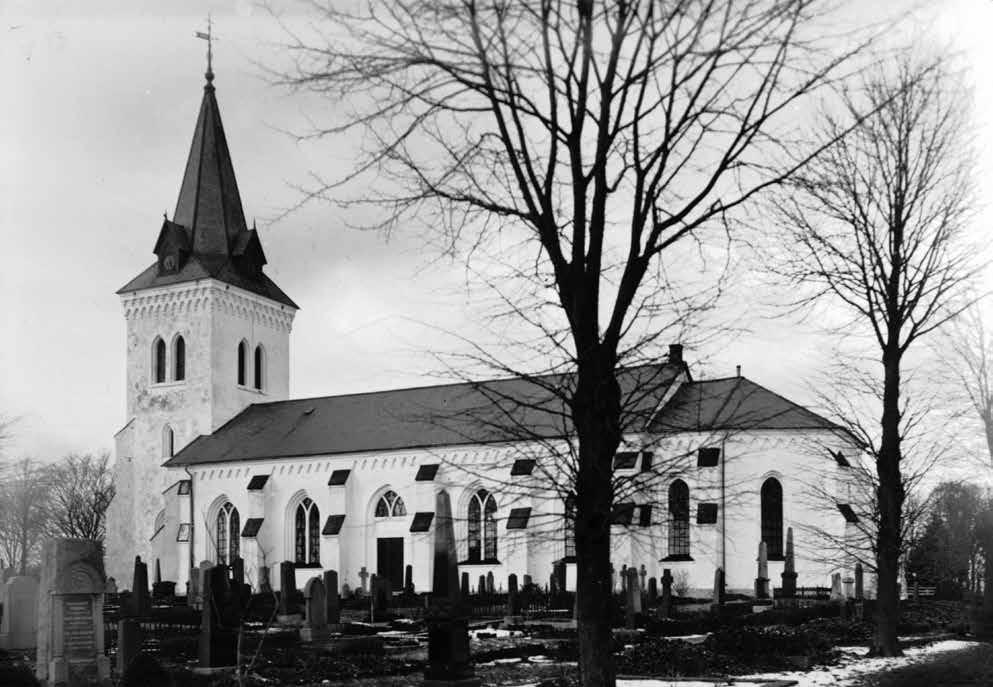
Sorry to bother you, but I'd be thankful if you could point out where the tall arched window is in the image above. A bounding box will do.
[162,425,174,458]
[174,336,186,381]
[216,502,240,565]
[153,337,167,383]
[253,345,264,391]
[668,480,690,558]
[374,490,406,518]
[761,477,784,559]
[467,489,498,562]
[294,497,320,565]
[237,341,247,386]
[564,494,576,559]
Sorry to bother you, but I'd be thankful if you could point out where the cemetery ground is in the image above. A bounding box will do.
[2,592,988,686]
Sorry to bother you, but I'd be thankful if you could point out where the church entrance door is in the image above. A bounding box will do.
[376,537,404,591]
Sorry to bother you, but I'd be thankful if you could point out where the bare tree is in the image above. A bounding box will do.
[274,2,884,683]
[941,305,993,465]
[774,54,979,655]
[0,458,52,575]
[47,452,116,547]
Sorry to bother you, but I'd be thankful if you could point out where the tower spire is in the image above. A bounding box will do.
[195,15,215,87]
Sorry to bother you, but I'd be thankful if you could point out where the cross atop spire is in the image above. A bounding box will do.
[195,15,215,86]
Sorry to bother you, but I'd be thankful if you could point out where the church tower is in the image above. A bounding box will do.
[104,62,297,584]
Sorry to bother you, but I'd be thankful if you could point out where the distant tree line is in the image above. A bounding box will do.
[0,452,115,576]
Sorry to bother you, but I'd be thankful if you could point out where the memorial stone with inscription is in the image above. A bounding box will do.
[0,575,39,650]
[36,538,110,685]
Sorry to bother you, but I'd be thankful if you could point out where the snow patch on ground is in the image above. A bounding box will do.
[742,639,980,686]
[620,680,766,687]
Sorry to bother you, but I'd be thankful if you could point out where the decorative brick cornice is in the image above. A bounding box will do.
[121,280,295,332]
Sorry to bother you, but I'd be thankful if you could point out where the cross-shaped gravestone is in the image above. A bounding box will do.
[358,566,370,594]
[660,568,673,619]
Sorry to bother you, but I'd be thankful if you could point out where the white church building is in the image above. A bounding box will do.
[104,67,863,598]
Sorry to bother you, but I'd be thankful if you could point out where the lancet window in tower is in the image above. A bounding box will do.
[153,337,167,383]
[294,497,320,565]
[254,345,264,391]
[216,502,240,565]
[174,336,186,381]
[237,341,247,386]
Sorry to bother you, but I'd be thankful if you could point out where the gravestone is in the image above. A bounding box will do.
[154,559,162,585]
[341,582,352,597]
[105,578,118,595]
[505,574,522,625]
[0,575,39,649]
[712,567,725,608]
[522,574,533,590]
[231,557,245,587]
[780,527,797,600]
[478,575,487,596]
[301,577,331,641]
[830,572,844,600]
[258,565,272,594]
[35,538,111,685]
[647,577,658,607]
[843,575,854,598]
[660,568,673,619]
[405,564,415,595]
[129,556,150,617]
[372,574,391,614]
[278,561,300,622]
[610,564,616,593]
[486,571,494,594]
[755,541,769,599]
[854,563,864,600]
[358,566,370,595]
[323,570,342,631]
[620,564,628,593]
[424,489,480,687]
[196,564,237,673]
[116,618,142,674]
[639,565,647,603]
[624,568,640,628]
[460,572,470,597]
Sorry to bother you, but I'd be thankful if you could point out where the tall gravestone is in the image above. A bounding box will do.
[278,561,300,622]
[660,568,673,619]
[478,575,487,596]
[712,567,725,609]
[424,490,480,687]
[624,568,640,628]
[323,570,342,632]
[301,577,331,642]
[0,575,39,649]
[505,573,522,625]
[129,556,150,617]
[486,571,494,594]
[647,577,658,607]
[405,564,415,596]
[196,564,238,673]
[35,538,111,685]
[781,527,797,600]
[116,618,142,675]
[854,562,865,620]
[755,541,769,599]
[639,565,647,604]
[258,565,271,594]
[460,572,470,597]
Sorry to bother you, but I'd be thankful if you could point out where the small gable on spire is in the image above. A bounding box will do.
[153,219,191,275]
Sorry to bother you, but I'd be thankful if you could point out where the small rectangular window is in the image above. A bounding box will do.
[697,447,720,467]
[638,504,652,527]
[640,451,654,473]
[611,502,636,526]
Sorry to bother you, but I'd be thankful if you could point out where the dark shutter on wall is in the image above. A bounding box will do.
[415,464,440,481]
[640,452,654,473]
[697,447,720,467]
[506,507,532,529]
[247,475,269,490]
[322,515,346,535]
[696,503,718,524]
[410,512,435,532]
[241,518,264,537]
[638,504,653,527]
[511,459,536,476]
[837,504,859,523]
[613,452,639,469]
[611,502,636,525]
[328,469,350,486]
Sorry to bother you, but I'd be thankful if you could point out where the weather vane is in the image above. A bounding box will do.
[195,15,215,82]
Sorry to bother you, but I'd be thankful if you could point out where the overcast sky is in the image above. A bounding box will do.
[2,0,992,469]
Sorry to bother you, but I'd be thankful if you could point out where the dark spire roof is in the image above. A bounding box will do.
[118,71,297,308]
[173,76,246,256]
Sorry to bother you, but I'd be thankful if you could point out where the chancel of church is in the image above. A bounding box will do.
[104,64,864,598]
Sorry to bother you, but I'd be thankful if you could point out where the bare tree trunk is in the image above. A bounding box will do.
[874,347,904,656]
[573,360,621,687]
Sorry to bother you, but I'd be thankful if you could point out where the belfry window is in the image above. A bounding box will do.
[153,337,166,383]
[174,336,186,381]
[668,479,690,558]
[254,345,264,390]
[375,490,406,518]
[216,502,240,565]
[761,477,784,559]
[294,497,320,565]
[467,489,498,563]
[237,341,247,386]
